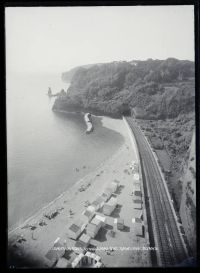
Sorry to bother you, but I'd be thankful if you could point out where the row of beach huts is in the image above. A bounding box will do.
[45,180,120,268]
[67,181,119,241]
[45,160,144,268]
[130,160,144,237]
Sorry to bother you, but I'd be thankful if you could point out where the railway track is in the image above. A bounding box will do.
[126,117,188,266]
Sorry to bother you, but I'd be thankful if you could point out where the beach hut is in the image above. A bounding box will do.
[53,241,65,256]
[74,243,85,255]
[103,197,117,216]
[67,223,82,240]
[67,218,86,240]
[132,184,142,196]
[79,233,91,247]
[75,233,91,254]
[86,217,102,238]
[95,214,107,227]
[132,218,143,236]
[56,257,71,268]
[133,190,142,202]
[133,187,142,198]
[82,209,95,222]
[110,182,118,193]
[134,191,142,198]
[45,241,65,267]
[45,251,58,267]
[91,217,102,229]
[77,217,88,231]
[91,196,105,211]
[133,209,143,219]
[133,199,142,210]
[86,223,99,238]
[114,218,124,230]
[101,188,113,201]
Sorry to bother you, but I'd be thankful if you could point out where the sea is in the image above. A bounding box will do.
[7,72,124,230]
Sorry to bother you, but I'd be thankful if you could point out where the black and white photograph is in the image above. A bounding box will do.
[6,3,197,268]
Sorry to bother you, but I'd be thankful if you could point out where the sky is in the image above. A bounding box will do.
[5,5,194,74]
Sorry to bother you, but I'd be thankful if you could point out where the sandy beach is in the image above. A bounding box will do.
[8,117,151,268]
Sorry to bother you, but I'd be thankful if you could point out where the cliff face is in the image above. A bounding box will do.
[61,63,103,83]
[57,58,194,119]
[179,132,196,256]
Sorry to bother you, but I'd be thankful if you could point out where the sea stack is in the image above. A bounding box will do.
[48,87,52,97]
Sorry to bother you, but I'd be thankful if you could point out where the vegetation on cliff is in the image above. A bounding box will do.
[136,112,195,209]
[55,58,194,119]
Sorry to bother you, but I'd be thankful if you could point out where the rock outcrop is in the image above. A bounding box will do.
[179,132,196,256]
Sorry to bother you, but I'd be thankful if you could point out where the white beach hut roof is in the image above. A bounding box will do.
[91,217,102,227]
[133,173,140,180]
[133,184,141,191]
[95,214,106,224]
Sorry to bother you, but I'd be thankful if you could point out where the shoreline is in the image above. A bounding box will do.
[8,115,125,235]
[8,116,151,267]
[8,142,124,235]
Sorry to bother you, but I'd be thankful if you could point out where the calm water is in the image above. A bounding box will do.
[7,72,124,230]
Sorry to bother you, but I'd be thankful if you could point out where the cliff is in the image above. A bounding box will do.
[61,63,103,83]
[57,58,194,119]
[179,132,196,256]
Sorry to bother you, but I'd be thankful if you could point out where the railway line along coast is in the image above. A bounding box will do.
[125,117,189,266]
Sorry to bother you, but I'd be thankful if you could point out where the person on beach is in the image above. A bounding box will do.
[69,209,74,217]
